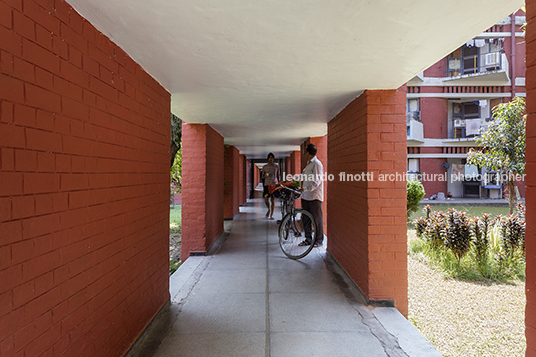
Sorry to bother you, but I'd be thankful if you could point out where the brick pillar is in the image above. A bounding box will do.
[238,154,246,205]
[327,89,408,315]
[254,165,260,187]
[302,136,328,236]
[283,156,290,180]
[181,124,224,260]
[289,151,301,176]
[224,145,240,219]
[525,0,536,353]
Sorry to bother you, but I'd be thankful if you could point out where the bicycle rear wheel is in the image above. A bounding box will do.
[278,209,317,259]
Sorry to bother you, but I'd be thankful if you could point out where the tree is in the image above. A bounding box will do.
[170,114,182,168]
[170,114,182,194]
[171,143,182,194]
[467,97,526,214]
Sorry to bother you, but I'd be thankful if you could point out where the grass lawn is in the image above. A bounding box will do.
[170,205,181,233]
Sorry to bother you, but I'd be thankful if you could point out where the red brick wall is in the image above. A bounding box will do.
[224,145,239,219]
[254,165,260,186]
[284,156,291,180]
[238,154,245,205]
[327,89,408,315]
[525,0,536,354]
[418,153,448,198]
[420,96,448,139]
[302,136,328,234]
[181,124,224,259]
[0,0,171,356]
[423,58,447,77]
[289,150,300,176]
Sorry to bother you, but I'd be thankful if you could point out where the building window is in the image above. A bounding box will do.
[452,102,481,138]
[447,40,503,77]
[407,99,420,121]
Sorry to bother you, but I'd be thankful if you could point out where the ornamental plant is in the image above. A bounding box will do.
[444,209,472,262]
[501,214,526,260]
[411,204,526,281]
[472,214,491,270]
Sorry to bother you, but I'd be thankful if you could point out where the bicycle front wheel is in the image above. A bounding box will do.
[278,209,317,259]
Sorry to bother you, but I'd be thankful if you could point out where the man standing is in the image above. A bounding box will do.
[299,143,324,247]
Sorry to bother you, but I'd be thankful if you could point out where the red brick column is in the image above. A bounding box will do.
[284,156,291,180]
[327,89,408,315]
[181,124,224,260]
[238,154,246,205]
[254,165,260,187]
[0,0,170,355]
[289,150,301,176]
[224,145,239,219]
[302,136,328,235]
[525,0,536,354]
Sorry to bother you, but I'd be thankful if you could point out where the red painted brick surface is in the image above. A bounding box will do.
[238,154,245,206]
[327,89,408,315]
[254,164,260,186]
[284,156,291,179]
[224,145,240,219]
[419,155,448,198]
[181,124,224,260]
[288,151,300,176]
[0,1,171,356]
[301,136,327,233]
[526,1,536,354]
[421,97,448,139]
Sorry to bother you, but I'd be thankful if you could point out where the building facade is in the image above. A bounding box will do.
[407,10,526,199]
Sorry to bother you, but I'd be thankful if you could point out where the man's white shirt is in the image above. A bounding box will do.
[301,156,324,201]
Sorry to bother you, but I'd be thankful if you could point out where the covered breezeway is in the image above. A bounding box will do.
[1,0,535,356]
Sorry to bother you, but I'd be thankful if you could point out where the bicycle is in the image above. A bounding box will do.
[276,184,317,259]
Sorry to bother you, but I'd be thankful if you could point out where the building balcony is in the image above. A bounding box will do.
[444,52,509,85]
[450,119,489,139]
[407,113,424,143]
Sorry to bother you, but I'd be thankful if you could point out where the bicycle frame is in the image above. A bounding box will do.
[276,184,317,259]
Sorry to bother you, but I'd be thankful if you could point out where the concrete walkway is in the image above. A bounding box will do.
[131,198,441,357]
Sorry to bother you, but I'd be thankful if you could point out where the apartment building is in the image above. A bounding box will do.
[406,10,526,199]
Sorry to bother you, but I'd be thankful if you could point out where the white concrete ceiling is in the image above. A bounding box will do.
[66,0,523,159]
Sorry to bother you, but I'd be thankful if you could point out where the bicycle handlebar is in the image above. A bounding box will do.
[277,184,302,195]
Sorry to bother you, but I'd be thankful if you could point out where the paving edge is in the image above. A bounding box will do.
[370,307,443,357]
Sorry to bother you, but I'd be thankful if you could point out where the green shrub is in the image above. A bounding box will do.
[407,180,425,219]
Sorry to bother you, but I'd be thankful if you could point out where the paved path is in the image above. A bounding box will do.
[131,198,441,357]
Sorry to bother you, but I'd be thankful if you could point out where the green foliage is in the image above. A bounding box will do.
[467,97,526,213]
[170,114,183,195]
[407,180,425,218]
[171,142,182,194]
[410,204,525,282]
[170,114,182,167]
[467,97,525,174]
